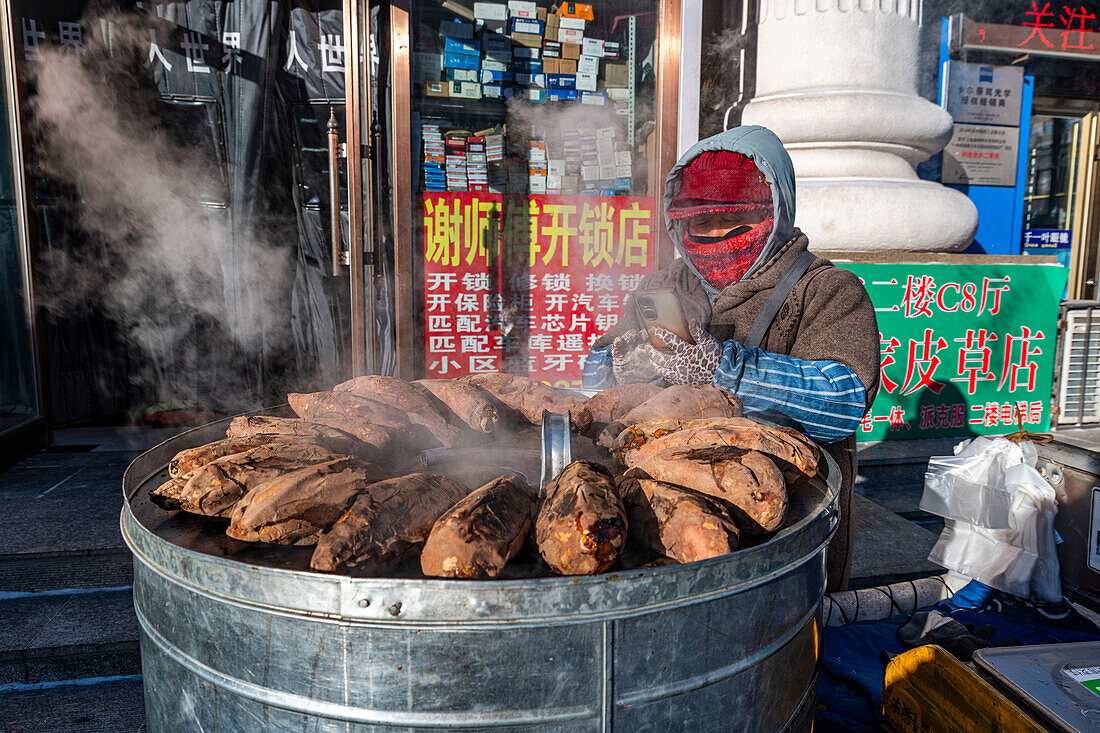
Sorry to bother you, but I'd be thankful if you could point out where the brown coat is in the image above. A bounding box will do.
[600,230,880,590]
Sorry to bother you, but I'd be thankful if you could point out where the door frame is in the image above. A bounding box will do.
[0,0,47,463]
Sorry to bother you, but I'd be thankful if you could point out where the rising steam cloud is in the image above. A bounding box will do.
[29,14,298,417]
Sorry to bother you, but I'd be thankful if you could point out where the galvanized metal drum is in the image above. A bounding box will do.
[122,412,840,732]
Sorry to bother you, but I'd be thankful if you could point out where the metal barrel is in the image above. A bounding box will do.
[122,414,839,732]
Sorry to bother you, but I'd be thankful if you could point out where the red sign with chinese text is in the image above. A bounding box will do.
[421,193,656,387]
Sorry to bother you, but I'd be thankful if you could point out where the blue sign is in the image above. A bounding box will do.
[1023,228,1071,251]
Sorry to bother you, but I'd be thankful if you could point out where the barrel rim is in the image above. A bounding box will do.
[122,409,840,623]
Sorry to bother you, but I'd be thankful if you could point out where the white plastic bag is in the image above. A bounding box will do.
[923,437,1061,602]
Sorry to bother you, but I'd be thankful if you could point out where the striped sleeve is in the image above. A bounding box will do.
[582,345,616,389]
[711,341,867,443]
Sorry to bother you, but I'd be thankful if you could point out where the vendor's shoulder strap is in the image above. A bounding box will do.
[744,250,818,349]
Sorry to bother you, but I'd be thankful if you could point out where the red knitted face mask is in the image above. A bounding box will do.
[683,217,774,290]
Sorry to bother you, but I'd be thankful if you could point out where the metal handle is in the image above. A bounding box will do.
[327,106,344,278]
[539,411,573,496]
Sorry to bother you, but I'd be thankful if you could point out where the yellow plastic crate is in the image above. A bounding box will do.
[881,645,1046,733]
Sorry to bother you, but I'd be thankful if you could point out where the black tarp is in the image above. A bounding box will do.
[11,0,386,425]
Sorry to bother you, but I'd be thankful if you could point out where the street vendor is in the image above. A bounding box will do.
[582,125,880,591]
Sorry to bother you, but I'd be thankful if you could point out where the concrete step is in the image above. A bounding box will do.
[0,450,137,594]
[0,675,145,732]
[0,588,140,687]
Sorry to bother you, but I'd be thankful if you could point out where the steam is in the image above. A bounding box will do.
[29,14,300,417]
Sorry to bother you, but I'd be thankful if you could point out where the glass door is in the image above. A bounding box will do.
[369,0,680,384]
[0,8,39,441]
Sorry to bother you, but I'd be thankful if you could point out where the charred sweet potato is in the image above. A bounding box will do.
[597,385,742,447]
[420,475,537,578]
[223,416,377,461]
[310,473,471,573]
[415,379,518,433]
[288,391,441,456]
[178,443,358,518]
[335,376,469,447]
[169,437,271,479]
[149,472,194,511]
[227,457,384,545]
[461,372,591,432]
[613,417,819,482]
[617,469,739,563]
[535,460,626,575]
[582,383,664,438]
[635,445,787,534]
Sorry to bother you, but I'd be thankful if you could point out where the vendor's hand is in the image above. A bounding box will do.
[650,324,722,386]
[611,330,662,384]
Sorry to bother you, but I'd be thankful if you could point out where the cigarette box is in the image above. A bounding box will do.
[555,58,576,75]
[515,72,546,87]
[481,58,509,72]
[599,164,617,180]
[479,69,514,83]
[581,37,604,57]
[473,2,507,20]
[444,36,480,56]
[510,32,543,48]
[603,63,629,87]
[560,16,586,30]
[548,88,578,101]
[450,81,482,99]
[577,54,599,75]
[482,33,511,54]
[606,86,630,101]
[548,159,565,176]
[424,81,450,97]
[602,41,621,58]
[443,52,480,70]
[616,164,632,178]
[527,88,547,103]
[529,176,547,194]
[440,21,474,39]
[514,58,543,73]
[481,83,514,98]
[513,45,539,58]
[561,42,581,59]
[510,17,544,35]
[558,28,584,44]
[542,40,561,58]
[412,52,443,82]
[580,91,606,105]
[575,71,597,91]
[546,73,575,89]
[542,58,560,74]
[556,2,594,20]
[508,0,537,17]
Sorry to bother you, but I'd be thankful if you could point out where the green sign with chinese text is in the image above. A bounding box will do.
[836,262,1067,442]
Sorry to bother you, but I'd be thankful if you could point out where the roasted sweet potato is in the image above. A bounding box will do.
[613,417,819,482]
[335,376,469,447]
[227,457,383,545]
[617,469,739,563]
[415,378,518,433]
[461,372,592,431]
[597,385,743,447]
[535,460,626,575]
[178,443,356,517]
[288,391,441,456]
[310,473,471,573]
[149,472,194,510]
[420,475,537,578]
[635,445,787,534]
[223,416,377,460]
[169,437,271,479]
[582,383,664,438]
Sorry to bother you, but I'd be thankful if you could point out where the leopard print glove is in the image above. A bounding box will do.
[611,330,663,384]
[650,324,723,386]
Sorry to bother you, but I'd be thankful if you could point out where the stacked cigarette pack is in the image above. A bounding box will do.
[528,139,548,194]
[422,124,447,192]
[445,132,469,192]
[466,136,489,192]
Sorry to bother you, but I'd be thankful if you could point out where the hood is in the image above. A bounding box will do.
[664,125,796,299]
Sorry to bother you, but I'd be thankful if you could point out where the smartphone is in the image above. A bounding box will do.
[634,288,694,351]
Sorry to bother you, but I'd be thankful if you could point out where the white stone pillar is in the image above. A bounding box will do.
[741,0,978,252]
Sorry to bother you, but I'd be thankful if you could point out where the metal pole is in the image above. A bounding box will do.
[327,106,343,278]
[344,0,372,375]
